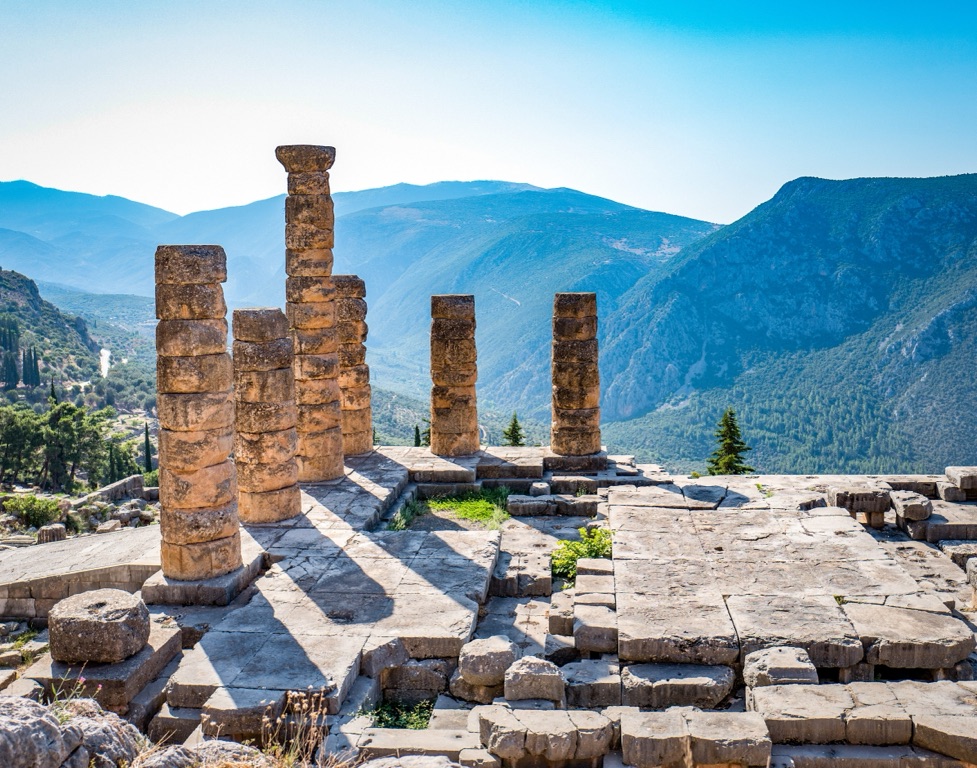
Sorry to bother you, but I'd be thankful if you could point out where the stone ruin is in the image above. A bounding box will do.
[1,144,976,768]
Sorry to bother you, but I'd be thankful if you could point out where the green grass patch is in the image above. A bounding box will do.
[426,486,510,529]
[368,700,433,729]
[551,526,613,586]
[386,498,426,531]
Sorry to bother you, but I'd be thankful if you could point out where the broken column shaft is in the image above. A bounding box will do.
[233,308,301,522]
[276,144,343,481]
[334,275,373,456]
[430,295,479,456]
[551,292,601,455]
[155,245,242,581]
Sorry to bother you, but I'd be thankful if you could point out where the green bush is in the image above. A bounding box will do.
[368,700,433,729]
[551,526,613,585]
[143,469,159,487]
[5,495,60,529]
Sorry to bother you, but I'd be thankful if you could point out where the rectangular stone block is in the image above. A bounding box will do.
[157,353,232,394]
[286,276,335,304]
[554,315,597,340]
[235,400,298,433]
[293,327,339,355]
[160,501,239,545]
[156,283,226,321]
[155,245,226,285]
[161,532,243,581]
[160,460,236,510]
[156,319,227,357]
[285,221,334,250]
[554,292,597,319]
[432,294,475,320]
[158,392,233,432]
[286,300,336,330]
[232,338,292,371]
[287,170,330,195]
[620,710,690,768]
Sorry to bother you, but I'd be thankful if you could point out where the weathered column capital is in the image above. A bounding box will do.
[275,145,336,173]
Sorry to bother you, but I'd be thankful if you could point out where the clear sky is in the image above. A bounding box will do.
[1,1,975,223]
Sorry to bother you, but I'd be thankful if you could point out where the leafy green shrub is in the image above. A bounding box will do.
[143,469,159,487]
[5,495,60,529]
[551,526,613,585]
[64,511,85,534]
[368,700,433,729]
[387,498,424,531]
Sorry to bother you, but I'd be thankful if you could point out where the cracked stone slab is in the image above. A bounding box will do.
[842,602,976,668]
[726,594,864,668]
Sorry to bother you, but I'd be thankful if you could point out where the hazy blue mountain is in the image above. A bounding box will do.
[600,174,977,472]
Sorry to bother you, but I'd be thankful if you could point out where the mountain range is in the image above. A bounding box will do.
[3,173,977,473]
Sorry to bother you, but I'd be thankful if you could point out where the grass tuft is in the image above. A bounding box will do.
[367,699,433,729]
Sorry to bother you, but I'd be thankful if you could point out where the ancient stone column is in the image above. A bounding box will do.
[233,308,301,522]
[551,292,601,455]
[155,245,242,581]
[276,145,344,481]
[430,295,479,456]
[334,275,373,456]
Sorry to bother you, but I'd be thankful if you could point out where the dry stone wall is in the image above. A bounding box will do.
[430,294,479,456]
[334,275,373,456]
[551,292,601,455]
[276,144,344,481]
[232,308,301,523]
[154,245,242,582]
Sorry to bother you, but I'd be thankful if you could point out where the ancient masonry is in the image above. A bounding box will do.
[430,294,479,456]
[154,245,242,582]
[551,292,601,456]
[334,275,373,456]
[232,308,301,523]
[277,144,344,481]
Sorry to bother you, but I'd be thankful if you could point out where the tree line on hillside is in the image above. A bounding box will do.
[0,398,145,493]
[0,316,42,390]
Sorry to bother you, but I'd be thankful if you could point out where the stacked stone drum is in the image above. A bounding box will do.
[334,275,373,456]
[276,144,344,481]
[430,294,479,456]
[551,292,601,456]
[155,246,241,581]
[233,308,301,522]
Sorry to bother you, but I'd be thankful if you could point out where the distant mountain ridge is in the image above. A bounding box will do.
[7,173,977,473]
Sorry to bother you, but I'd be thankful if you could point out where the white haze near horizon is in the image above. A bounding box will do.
[1,1,976,224]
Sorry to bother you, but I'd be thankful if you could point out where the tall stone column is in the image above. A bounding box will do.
[276,145,344,481]
[430,295,479,456]
[551,292,601,455]
[233,308,301,522]
[334,275,373,456]
[155,245,242,581]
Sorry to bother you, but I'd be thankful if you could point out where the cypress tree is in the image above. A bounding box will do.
[706,408,754,476]
[49,378,57,403]
[143,423,153,473]
[501,412,525,447]
[413,425,421,447]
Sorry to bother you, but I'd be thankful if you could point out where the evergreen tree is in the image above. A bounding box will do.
[1,352,17,390]
[49,379,57,403]
[501,412,525,446]
[413,425,421,447]
[420,419,431,447]
[108,444,117,483]
[706,408,754,475]
[143,422,153,473]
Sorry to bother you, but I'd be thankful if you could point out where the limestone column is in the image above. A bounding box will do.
[430,295,479,456]
[551,292,601,455]
[232,308,301,522]
[276,145,344,481]
[155,245,242,581]
[334,275,373,456]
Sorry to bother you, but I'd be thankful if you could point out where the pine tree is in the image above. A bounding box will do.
[49,378,57,403]
[706,408,754,475]
[143,423,153,473]
[413,425,421,447]
[501,412,525,447]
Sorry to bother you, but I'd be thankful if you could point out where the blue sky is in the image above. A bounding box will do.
[1,1,975,222]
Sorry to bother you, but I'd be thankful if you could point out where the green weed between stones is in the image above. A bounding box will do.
[388,487,511,530]
[367,699,434,729]
[551,526,612,586]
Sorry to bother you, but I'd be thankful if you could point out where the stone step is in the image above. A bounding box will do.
[476,705,615,763]
[148,701,201,745]
[770,744,969,768]
[358,727,480,760]
[490,552,552,598]
[621,663,735,708]
[620,709,771,768]
[506,494,600,517]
